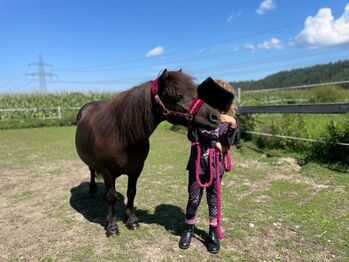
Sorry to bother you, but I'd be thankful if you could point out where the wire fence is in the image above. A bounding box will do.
[243,131,349,147]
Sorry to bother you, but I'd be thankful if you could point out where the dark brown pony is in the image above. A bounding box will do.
[75,70,220,237]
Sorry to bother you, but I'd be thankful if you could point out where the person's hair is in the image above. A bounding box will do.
[213,79,235,115]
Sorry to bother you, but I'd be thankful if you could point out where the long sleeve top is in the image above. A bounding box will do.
[186,123,237,177]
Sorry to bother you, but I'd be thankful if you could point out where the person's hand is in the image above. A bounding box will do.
[220,114,237,128]
[215,142,222,153]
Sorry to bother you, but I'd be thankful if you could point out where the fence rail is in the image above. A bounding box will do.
[240,79,349,93]
[0,106,78,121]
[238,103,349,114]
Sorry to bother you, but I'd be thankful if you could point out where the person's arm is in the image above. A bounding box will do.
[215,142,222,153]
[220,114,237,129]
[219,115,238,149]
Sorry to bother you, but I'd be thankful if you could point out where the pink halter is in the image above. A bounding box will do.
[152,79,204,127]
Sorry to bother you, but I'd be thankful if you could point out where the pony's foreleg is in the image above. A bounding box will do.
[88,167,97,195]
[124,172,141,230]
[101,169,118,237]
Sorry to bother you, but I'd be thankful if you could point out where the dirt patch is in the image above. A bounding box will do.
[236,158,269,170]
[0,159,104,258]
[275,157,301,172]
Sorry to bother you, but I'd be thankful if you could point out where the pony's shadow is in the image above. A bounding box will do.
[69,182,208,243]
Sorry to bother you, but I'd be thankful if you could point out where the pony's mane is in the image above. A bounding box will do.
[95,81,154,145]
[93,71,196,145]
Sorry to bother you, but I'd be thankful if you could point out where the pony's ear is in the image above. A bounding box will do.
[197,77,234,113]
[160,69,168,79]
[158,69,169,93]
[178,68,182,72]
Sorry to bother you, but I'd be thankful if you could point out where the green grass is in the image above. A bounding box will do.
[0,124,348,261]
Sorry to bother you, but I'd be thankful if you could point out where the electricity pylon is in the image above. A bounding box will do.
[27,54,57,93]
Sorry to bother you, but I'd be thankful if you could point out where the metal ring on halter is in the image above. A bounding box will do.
[162,109,169,115]
[185,114,193,121]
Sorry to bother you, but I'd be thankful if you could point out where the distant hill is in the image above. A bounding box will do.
[231,59,349,91]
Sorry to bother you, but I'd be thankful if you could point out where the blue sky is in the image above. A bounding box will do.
[1,0,349,93]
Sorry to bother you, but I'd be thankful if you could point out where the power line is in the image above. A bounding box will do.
[54,15,348,73]
[193,55,349,79]
[49,56,349,87]
[55,20,305,72]
[188,47,349,75]
[2,80,34,93]
[0,72,26,89]
[49,48,349,86]
[53,42,349,75]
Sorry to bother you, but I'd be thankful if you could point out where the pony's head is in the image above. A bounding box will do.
[154,69,220,130]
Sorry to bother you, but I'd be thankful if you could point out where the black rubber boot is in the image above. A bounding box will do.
[179,223,194,249]
[207,225,220,254]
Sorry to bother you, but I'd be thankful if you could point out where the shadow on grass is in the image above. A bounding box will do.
[69,182,208,243]
[69,182,125,228]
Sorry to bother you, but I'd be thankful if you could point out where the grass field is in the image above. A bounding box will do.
[0,124,348,261]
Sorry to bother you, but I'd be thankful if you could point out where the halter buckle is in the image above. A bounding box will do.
[185,114,193,121]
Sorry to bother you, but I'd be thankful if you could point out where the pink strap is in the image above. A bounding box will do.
[188,98,204,115]
[224,153,232,172]
[193,141,226,239]
[152,79,204,122]
[151,79,158,95]
[215,150,224,240]
[193,143,214,188]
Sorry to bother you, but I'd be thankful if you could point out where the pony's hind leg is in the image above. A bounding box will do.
[101,169,119,237]
[124,172,141,230]
[88,167,97,195]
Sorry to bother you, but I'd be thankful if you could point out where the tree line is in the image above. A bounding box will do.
[231,59,349,91]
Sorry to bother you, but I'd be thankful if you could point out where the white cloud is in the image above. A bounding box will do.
[295,4,349,47]
[245,38,283,52]
[257,0,275,15]
[227,11,242,22]
[146,46,164,57]
[232,47,240,52]
[245,44,256,52]
[257,37,283,49]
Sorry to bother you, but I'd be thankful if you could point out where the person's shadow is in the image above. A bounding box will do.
[70,182,208,243]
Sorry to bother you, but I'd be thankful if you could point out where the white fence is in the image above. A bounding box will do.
[0,106,80,121]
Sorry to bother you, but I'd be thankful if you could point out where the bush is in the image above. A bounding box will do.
[309,85,347,103]
[238,114,255,140]
[253,114,312,153]
[309,117,349,166]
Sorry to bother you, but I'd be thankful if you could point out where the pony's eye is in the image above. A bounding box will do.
[176,93,184,99]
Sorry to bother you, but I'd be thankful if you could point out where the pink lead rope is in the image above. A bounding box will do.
[192,141,232,240]
[215,151,224,239]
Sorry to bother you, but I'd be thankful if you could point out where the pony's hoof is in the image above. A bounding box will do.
[106,228,119,237]
[105,224,119,237]
[126,221,140,230]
